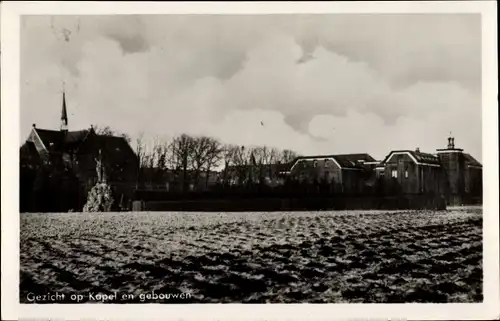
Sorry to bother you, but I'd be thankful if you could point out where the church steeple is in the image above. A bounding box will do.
[61,90,68,132]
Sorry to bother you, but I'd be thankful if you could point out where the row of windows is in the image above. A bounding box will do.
[391,169,409,178]
[302,160,334,168]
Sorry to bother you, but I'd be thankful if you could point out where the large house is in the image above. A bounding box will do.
[218,141,482,206]
[20,92,139,212]
[378,148,442,195]
[372,137,482,205]
[436,137,482,205]
[284,153,379,194]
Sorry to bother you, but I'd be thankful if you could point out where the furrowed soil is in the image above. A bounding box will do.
[20,207,482,303]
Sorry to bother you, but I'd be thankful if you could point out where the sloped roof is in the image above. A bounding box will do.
[411,151,440,165]
[33,129,65,152]
[381,150,441,166]
[80,134,138,165]
[65,129,91,145]
[333,153,376,168]
[463,153,482,167]
[20,141,41,165]
[30,127,137,164]
[291,153,376,169]
[335,153,377,163]
[32,128,92,152]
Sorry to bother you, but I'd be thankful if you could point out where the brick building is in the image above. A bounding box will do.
[378,149,442,195]
[436,137,482,205]
[374,137,482,205]
[20,92,139,212]
[220,144,482,206]
[273,137,481,205]
[285,153,379,194]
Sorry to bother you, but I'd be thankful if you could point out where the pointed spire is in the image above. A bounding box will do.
[60,88,68,132]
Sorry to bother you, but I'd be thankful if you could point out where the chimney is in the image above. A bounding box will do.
[415,147,420,152]
[32,123,36,128]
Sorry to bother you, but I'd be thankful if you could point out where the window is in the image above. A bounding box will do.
[405,170,408,178]
[420,168,424,192]
[324,160,329,168]
[313,161,318,168]
[391,170,398,178]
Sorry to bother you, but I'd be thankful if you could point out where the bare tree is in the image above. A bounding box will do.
[268,147,281,180]
[134,133,146,188]
[152,136,170,171]
[248,146,282,184]
[202,137,223,189]
[190,136,211,189]
[170,134,197,193]
[221,144,238,186]
[186,136,225,190]
[230,145,253,186]
[132,134,172,189]
[134,133,147,167]
[93,125,114,136]
[92,124,131,143]
[280,149,299,164]
[249,146,264,184]
[147,136,171,189]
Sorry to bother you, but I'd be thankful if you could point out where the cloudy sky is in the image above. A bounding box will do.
[20,14,482,161]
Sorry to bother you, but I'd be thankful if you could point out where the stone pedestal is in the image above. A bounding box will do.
[83,182,114,212]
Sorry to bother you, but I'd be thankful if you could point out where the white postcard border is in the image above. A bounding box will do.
[1,1,498,320]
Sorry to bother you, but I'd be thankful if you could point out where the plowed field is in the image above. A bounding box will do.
[20,207,482,303]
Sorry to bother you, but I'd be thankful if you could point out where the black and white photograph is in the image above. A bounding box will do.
[1,1,499,320]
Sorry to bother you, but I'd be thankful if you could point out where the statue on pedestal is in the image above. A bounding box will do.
[94,149,107,184]
[85,149,113,212]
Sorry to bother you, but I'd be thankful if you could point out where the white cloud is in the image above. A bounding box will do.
[20,14,482,162]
